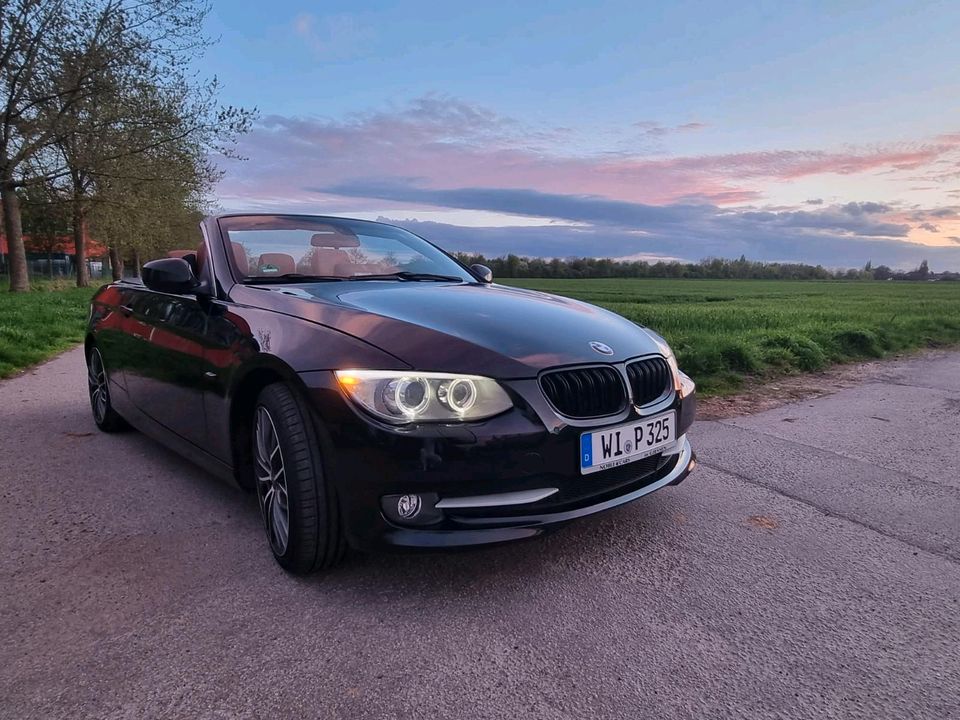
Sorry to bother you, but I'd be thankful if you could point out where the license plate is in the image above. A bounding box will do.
[580,410,676,475]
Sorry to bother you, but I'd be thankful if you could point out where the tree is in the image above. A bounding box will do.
[32,0,252,287]
[873,264,893,281]
[88,152,208,279]
[0,0,73,291]
[20,182,70,275]
[2,0,253,290]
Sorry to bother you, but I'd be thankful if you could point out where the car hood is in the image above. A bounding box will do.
[234,281,665,377]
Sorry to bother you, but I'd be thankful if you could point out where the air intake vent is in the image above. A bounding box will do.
[540,366,626,418]
[626,356,673,406]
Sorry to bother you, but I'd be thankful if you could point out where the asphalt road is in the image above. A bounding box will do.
[2,347,959,720]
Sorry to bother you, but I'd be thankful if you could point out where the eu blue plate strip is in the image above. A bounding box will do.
[581,432,592,468]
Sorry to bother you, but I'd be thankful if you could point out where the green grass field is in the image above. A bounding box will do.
[504,278,960,393]
[0,281,97,379]
[1,277,958,394]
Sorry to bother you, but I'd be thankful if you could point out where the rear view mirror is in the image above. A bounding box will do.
[310,225,360,248]
[142,258,201,295]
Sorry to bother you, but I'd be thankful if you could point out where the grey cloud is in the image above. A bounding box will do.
[305,180,949,267]
[804,198,824,205]
[313,182,713,227]
[919,222,940,232]
[633,121,707,138]
[220,174,958,269]
[315,181,910,239]
[737,208,908,237]
[840,201,891,215]
[386,219,960,271]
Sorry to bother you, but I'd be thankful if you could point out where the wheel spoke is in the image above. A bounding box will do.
[88,350,110,423]
[271,494,289,552]
[253,404,290,557]
[255,408,270,460]
[254,451,271,480]
[262,484,275,514]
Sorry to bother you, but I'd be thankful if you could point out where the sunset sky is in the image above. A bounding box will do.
[203,0,960,269]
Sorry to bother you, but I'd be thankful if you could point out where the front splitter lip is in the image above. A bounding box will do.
[377,437,696,549]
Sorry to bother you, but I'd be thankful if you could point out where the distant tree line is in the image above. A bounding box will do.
[454,253,957,282]
[1,0,254,292]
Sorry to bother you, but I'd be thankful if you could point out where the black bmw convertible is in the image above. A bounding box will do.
[86,214,697,573]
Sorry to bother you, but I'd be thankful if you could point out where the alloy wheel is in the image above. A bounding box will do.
[254,405,290,555]
[87,348,109,424]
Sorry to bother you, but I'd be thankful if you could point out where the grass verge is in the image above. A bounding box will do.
[0,280,97,379]
[3,277,958,395]
[504,278,960,394]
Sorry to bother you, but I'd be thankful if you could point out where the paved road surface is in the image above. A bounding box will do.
[2,347,959,719]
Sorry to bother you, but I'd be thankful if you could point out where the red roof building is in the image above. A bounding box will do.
[0,233,108,257]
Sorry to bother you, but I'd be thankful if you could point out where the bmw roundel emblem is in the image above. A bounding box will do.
[590,341,614,355]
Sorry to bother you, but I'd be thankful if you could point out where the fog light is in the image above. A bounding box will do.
[381,492,444,526]
[397,494,422,519]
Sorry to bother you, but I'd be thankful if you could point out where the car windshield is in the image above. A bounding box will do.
[218,215,472,283]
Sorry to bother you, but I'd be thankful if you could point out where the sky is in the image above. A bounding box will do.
[202,0,960,269]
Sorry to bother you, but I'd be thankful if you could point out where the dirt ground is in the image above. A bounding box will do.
[696,348,953,419]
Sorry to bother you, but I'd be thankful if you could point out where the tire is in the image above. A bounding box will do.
[252,382,345,574]
[87,346,128,433]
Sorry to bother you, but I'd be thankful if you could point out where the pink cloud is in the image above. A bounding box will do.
[217,97,960,213]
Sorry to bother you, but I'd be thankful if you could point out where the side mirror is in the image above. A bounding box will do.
[142,258,201,295]
[471,263,493,283]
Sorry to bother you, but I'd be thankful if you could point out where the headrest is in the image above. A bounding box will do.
[231,242,249,277]
[257,253,296,275]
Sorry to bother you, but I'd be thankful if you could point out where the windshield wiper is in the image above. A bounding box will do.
[241,273,346,284]
[347,271,464,282]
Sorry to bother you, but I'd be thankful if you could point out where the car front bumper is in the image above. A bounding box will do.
[375,436,696,549]
[299,370,697,552]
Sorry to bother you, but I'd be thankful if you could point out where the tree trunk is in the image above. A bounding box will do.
[2,181,30,292]
[73,199,90,287]
[48,251,53,277]
[132,247,141,277]
[109,246,123,280]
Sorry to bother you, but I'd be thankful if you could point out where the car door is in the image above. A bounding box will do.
[122,287,209,446]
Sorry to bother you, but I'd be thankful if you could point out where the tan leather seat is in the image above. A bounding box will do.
[231,242,249,277]
[311,248,351,276]
[256,253,296,275]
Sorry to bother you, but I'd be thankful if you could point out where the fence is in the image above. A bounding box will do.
[0,254,111,281]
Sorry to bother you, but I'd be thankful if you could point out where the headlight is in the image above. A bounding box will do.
[643,327,695,399]
[663,351,695,398]
[665,352,683,393]
[335,370,513,423]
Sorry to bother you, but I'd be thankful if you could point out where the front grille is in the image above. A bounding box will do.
[540,366,626,418]
[626,356,672,406]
